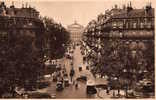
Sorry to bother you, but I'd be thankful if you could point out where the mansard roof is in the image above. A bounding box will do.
[112,8,154,19]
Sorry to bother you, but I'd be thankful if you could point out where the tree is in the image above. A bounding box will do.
[0,26,45,97]
[143,40,154,81]
[42,17,70,59]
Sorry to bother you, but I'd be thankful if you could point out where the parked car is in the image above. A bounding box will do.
[86,80,97,94]
[64,77,69,87]
[137,79,154,93]
[56,81,64,91]
[142,83,154,93]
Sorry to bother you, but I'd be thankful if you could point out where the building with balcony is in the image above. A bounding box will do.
[0,2,44,58]
[82,2,155,86]
[84,2,154,50]
[0,2,39,18]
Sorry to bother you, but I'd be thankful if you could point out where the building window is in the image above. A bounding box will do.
[126,22,129,29]
[146,22,151,28]
[151,18,154,28]
[112,21,117,29]
[140,22,144,28]
[119,22,123,29]
[133,22,137,29]
[0,31,8,41]
[119,32,123,38]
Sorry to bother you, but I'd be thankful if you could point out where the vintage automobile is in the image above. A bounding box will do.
[56,81,64,91]
[64,77,69,87]
[86,80,97,94]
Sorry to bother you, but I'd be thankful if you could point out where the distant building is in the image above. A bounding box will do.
[0,2,39,18]
[67,21,84,45]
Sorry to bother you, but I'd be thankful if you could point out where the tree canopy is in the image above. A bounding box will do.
[42,17,70,59]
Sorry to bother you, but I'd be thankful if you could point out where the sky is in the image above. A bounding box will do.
[3,0,155,28]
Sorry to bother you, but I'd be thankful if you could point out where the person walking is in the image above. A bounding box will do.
[75,80,78,89]
[106,86,110,95]
[69,67,75,82]
[113,90,115,97]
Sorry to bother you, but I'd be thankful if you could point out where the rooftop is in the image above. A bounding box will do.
[67,21,84,29]
[112,8,154,19]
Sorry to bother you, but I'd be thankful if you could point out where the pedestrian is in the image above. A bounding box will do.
[60,76,63,83]
[69,68,75,82]
[117,89,120,96]
[113,90,115,97]
[106,89,108,94]
[62,70,64,75]
[75,81,78,89]
[107,86,110,95]
[58,71,61,77]
[70,76,72,82]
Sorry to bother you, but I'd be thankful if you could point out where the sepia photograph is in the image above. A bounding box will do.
[0,0,155,99]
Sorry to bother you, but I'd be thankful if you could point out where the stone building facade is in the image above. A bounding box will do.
[67,21,84,45]
[82,3,155,92]
[84,2,154,50]
[0,2,44,59]
[0,2,39,18]
[99,3,154,54]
